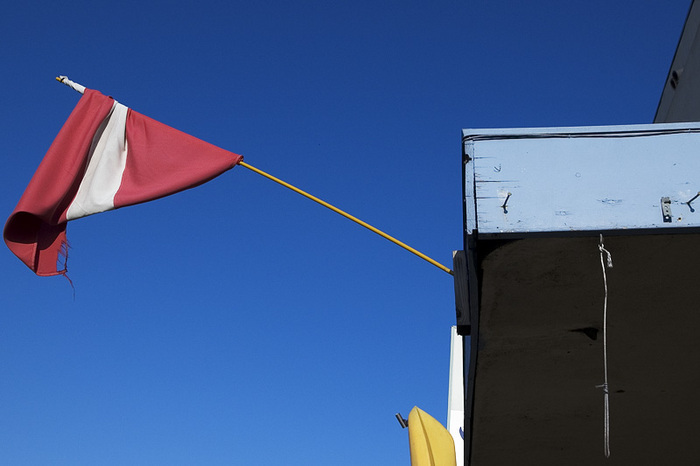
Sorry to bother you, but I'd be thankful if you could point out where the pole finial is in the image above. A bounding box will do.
[55,76,86,94]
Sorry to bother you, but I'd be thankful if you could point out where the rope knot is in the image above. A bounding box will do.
[599,235,613,268]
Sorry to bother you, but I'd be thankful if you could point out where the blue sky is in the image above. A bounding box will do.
[0,1,691,464]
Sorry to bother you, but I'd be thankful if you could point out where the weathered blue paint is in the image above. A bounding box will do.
[463,122,700,237]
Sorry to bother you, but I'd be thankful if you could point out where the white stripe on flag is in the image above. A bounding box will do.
[66,101,129,221]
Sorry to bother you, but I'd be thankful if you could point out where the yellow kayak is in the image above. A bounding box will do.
[408,406,456,466]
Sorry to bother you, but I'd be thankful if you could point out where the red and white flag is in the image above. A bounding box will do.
[4,88,243,276]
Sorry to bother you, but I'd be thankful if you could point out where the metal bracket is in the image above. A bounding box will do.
[395,413,408,429]
[661,197,673,223]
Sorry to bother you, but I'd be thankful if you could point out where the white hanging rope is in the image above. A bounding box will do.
[597,234,613,458]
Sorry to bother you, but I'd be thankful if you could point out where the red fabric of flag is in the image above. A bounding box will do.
[4,89,242,276]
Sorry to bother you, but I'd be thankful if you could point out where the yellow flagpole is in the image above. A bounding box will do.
[238,161,453,275]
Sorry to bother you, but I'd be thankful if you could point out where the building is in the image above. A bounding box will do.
[458,1,700,464]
